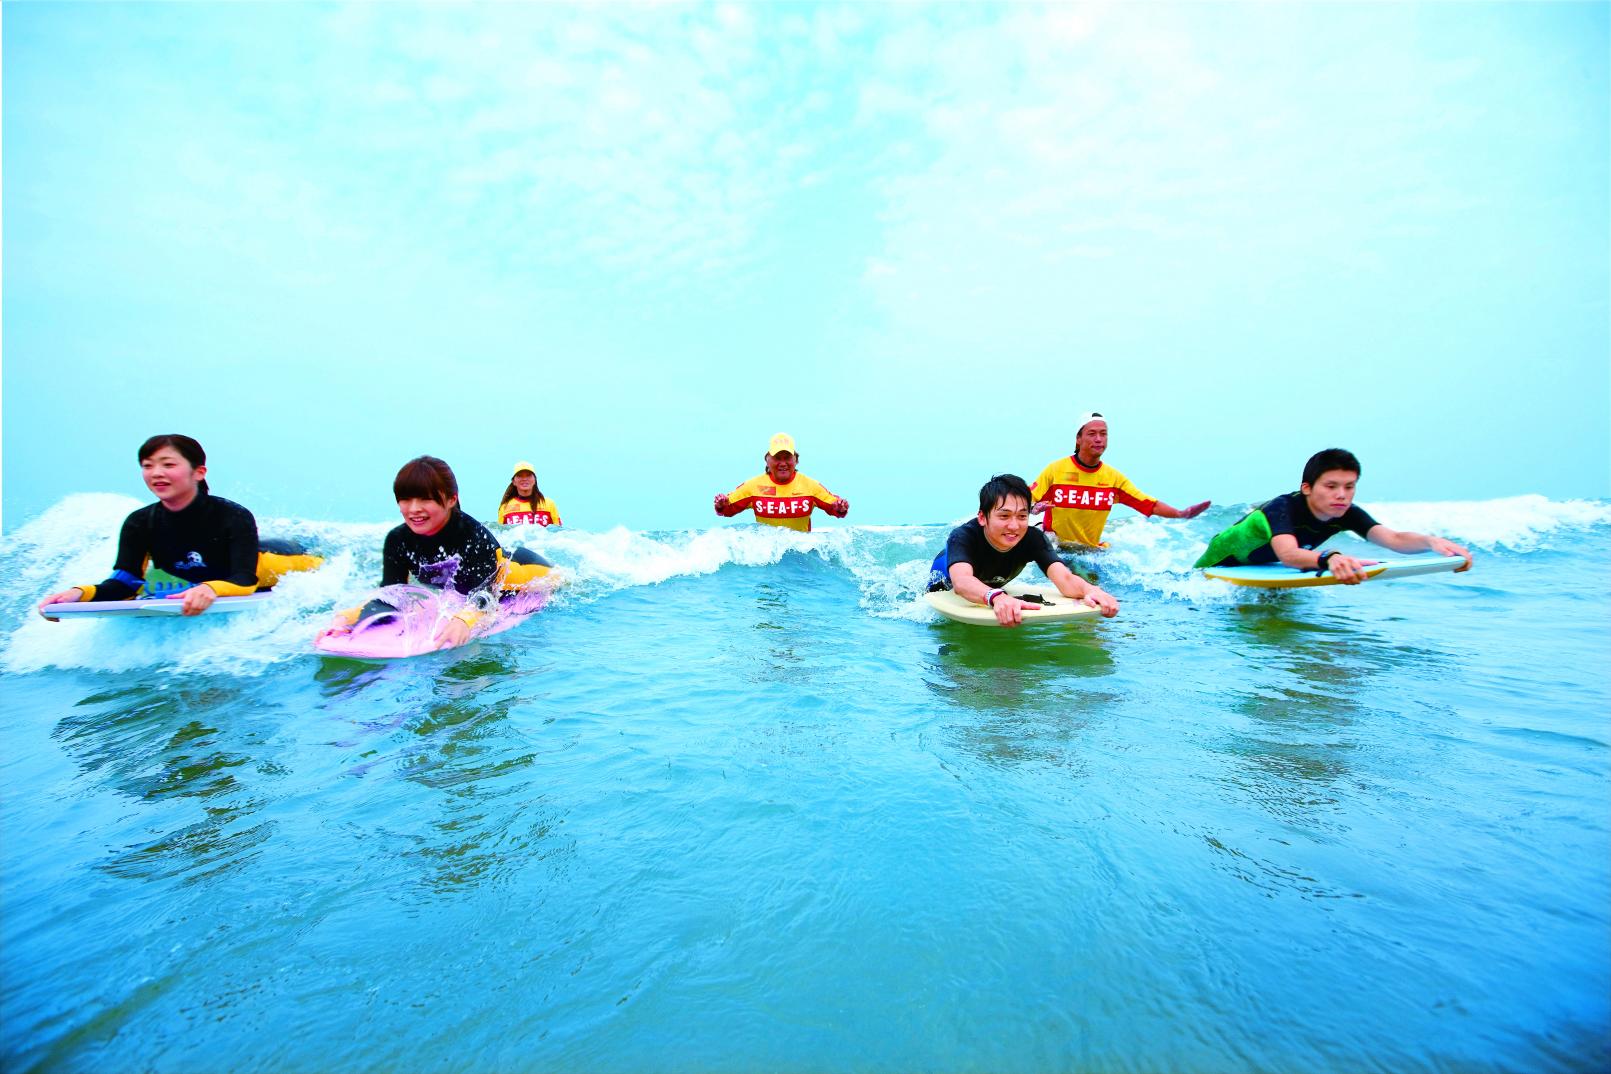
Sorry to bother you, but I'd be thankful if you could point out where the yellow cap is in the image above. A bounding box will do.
[767,433,796,456]
[511,460,536,476]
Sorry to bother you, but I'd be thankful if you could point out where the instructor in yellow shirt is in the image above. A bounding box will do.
[713,433,850,533]
[1031,412,1210,548]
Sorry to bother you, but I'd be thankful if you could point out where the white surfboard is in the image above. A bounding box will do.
[1201,551,1465,589]
[925,582,1103,627]
[40,593,277,618]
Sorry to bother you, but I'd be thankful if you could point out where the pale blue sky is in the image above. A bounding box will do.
[4,2,1607,531]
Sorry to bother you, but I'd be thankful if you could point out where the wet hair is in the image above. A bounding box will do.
[1302,448,1362,488]
[501,468,545,508]
[978,473,1033,516]
[138,434,209,495]
[394,456,459,506]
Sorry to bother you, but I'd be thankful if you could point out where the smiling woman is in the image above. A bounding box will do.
[318,456,555,652]
[33,434,320,619]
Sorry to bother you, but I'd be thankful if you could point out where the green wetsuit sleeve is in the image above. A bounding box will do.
[1194,509,1274,569]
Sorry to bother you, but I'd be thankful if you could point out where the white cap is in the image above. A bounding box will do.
[1075,412,1106,434]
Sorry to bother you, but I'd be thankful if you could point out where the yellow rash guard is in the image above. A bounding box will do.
[1031,456,1157,547]
[498,497,562,527]
[720,473,844,533]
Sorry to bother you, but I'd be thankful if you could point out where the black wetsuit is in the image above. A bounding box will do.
[89,492,259,600]
[927,519,1061,592]
[379,509,503,595]
[1194,492,1380,568]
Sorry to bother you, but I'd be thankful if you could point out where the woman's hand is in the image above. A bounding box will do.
[435,617,472,650]
[37,588,85,620]
[174,584,218,616]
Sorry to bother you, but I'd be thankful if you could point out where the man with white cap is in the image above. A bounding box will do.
[713,433,850,533]
[1031,412,1210,548]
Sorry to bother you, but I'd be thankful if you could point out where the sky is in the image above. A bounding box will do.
[3,2,1607,532]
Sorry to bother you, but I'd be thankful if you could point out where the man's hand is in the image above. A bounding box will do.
[713,493,731,515]
[1325,553,1369,584]
[992,594,1026,627]
[1428,537,1474,572]
[1180,500,1211,519]
[830,498,850,518]
[1081,586,1120,617]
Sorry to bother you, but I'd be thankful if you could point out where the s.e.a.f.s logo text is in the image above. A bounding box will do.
[502,511,553,527]
[1045,485,1115,511]
[752,497,815,518]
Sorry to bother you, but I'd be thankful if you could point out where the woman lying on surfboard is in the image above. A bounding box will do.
[319,456,554,649]
[36,434,320,620]
[1193,447,1473,582]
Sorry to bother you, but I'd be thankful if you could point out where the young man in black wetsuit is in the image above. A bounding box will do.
[927,474,1119,627]
[1193,447,1473,582]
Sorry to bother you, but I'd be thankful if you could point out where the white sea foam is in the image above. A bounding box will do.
[2,493,1603,669]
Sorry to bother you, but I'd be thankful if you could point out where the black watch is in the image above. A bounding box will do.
[1317,550,1336,574]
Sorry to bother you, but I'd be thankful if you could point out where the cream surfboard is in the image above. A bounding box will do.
[925,582,1103,627]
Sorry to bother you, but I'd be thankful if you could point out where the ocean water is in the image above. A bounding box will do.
[2,494,1607,1073]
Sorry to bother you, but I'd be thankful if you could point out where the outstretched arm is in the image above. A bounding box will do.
[1045,562,1119,617]
[1366,525,1473,571]
[1153,499,1211,520]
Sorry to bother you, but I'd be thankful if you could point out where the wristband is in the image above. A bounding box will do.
[1317,550,1336,574]
[985,588,1005,607]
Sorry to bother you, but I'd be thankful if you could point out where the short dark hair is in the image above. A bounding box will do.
[1302,448,1361,487]
[138,434,210,495]
[394,456,459,505]
[978,473,1033,516]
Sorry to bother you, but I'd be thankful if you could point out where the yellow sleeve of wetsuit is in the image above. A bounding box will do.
[78,584,99,602]
[203,580,259,597]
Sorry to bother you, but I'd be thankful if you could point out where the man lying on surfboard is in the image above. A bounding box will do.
[1193,447,1474,583]
[927,474,1119,627]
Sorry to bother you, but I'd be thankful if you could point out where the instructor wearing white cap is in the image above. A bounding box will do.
[1030,412,1210,549]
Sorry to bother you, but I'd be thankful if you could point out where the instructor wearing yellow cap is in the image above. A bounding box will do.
[497,460,563,527]
[713,433,849,533]
[1030,412,1209,548]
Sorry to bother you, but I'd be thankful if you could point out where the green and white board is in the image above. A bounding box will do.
[1201,551,1465,589]
[925,582,1103,627]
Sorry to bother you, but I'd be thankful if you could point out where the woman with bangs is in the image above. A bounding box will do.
[497,460,562,527]
[37,434,319,619]
[321,456,551,649]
